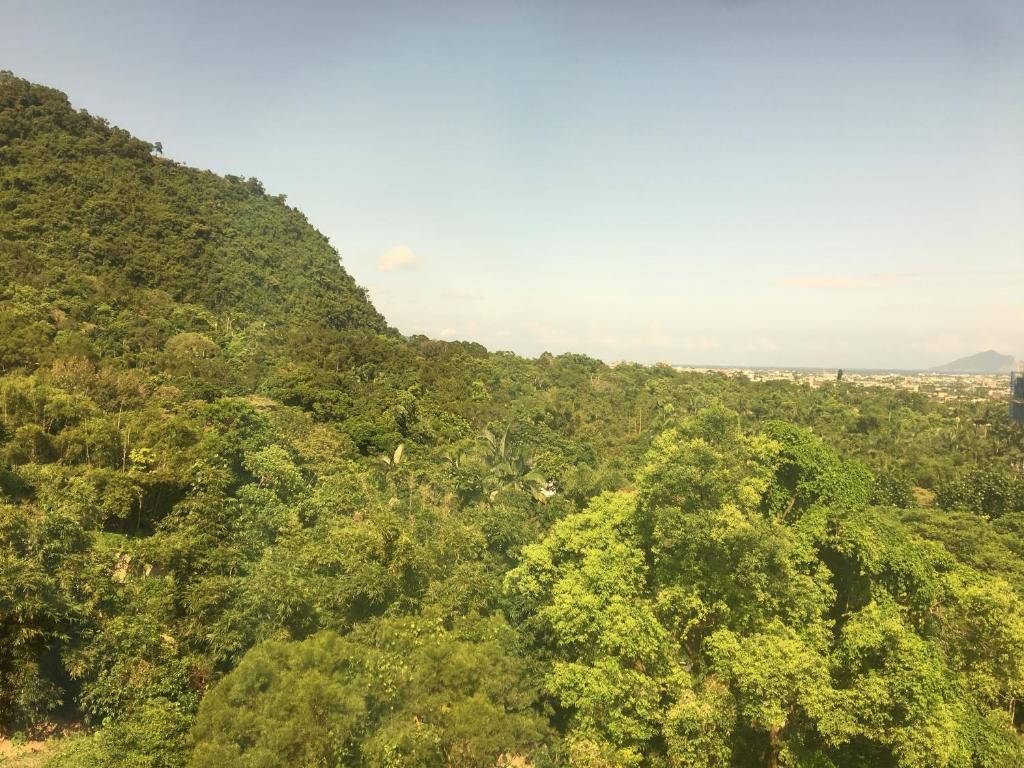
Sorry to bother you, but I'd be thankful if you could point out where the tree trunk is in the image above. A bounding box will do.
[768,724,780,768]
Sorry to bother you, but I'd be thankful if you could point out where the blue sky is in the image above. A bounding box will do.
[3,0,1022,368]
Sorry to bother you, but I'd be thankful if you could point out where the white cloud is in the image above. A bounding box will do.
[437,327,459,339]
[379,244,419,272]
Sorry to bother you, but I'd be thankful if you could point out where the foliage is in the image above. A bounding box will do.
[0,72,1019,768]
[189,615,551,768]
[507,414,1024,767]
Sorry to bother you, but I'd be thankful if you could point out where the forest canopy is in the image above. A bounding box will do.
[1,72,1023,768]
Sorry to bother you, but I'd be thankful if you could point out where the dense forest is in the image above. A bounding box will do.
[2,72,1024,768]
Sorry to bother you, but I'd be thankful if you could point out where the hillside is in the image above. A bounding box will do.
[2,74,1024,768]
[932,349,1015,374]
[0,70,387,353]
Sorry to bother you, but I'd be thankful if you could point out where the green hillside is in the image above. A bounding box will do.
[2,73,1024,768]
[0,70,387,354]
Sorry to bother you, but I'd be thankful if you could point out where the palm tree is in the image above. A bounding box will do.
[478,424,548,501]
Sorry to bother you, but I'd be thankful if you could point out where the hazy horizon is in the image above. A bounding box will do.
[3,0,1022,368]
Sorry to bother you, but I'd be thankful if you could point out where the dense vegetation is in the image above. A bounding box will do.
[2,72,1023,767]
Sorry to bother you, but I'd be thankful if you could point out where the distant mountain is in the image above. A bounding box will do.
[932,350,1016,374]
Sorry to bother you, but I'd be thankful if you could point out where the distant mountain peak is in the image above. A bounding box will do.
[932,350,1015,374]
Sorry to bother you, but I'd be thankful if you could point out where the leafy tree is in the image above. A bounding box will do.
[189,616,551,768]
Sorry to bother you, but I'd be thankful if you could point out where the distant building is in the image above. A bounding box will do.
[1012,369,1024,423]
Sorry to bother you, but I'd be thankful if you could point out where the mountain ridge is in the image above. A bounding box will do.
[932,349,1016,374]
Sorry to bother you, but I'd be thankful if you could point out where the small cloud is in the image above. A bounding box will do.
[781,273,918,289]
[379,244,419,272]
[437,327,459,339]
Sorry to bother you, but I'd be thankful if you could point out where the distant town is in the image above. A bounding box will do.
[673,366,1012,404]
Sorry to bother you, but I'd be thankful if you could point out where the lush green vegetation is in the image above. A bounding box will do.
[2,72,1023,767]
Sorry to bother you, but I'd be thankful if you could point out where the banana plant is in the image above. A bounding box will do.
[478,424,549,501]
[375,442,406,500]
[379,442,405,468]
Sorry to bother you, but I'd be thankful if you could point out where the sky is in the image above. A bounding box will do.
[2,0,1023,369]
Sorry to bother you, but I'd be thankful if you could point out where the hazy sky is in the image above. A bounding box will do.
[3,1,1023,368]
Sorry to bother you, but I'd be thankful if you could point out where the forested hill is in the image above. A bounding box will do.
[3,73,1024,768]
[0,71,387,351]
